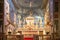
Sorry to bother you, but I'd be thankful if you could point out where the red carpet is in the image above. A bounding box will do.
[24,37,33,40]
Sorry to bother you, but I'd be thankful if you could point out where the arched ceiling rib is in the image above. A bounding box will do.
[12,0,48,9]
[12,0,48,17]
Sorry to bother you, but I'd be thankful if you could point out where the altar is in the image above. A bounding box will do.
[16,16,44,36]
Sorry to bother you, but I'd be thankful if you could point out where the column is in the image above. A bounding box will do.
[49,0,54,33]
[58,0,60,36]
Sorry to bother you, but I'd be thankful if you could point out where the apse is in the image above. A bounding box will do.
[4,0,54,37]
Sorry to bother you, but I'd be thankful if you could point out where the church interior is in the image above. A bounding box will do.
[0,0,59,40]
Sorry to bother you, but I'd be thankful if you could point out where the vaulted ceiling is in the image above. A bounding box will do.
[12,0,49,17]
[12,0,48,9]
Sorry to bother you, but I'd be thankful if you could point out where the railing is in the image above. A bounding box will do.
[0,34,59,40]
[0,35,24,40]
[33,35,51,40]
[6,35,24,40]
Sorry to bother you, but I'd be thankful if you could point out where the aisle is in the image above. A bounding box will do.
[24,37,33,40]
